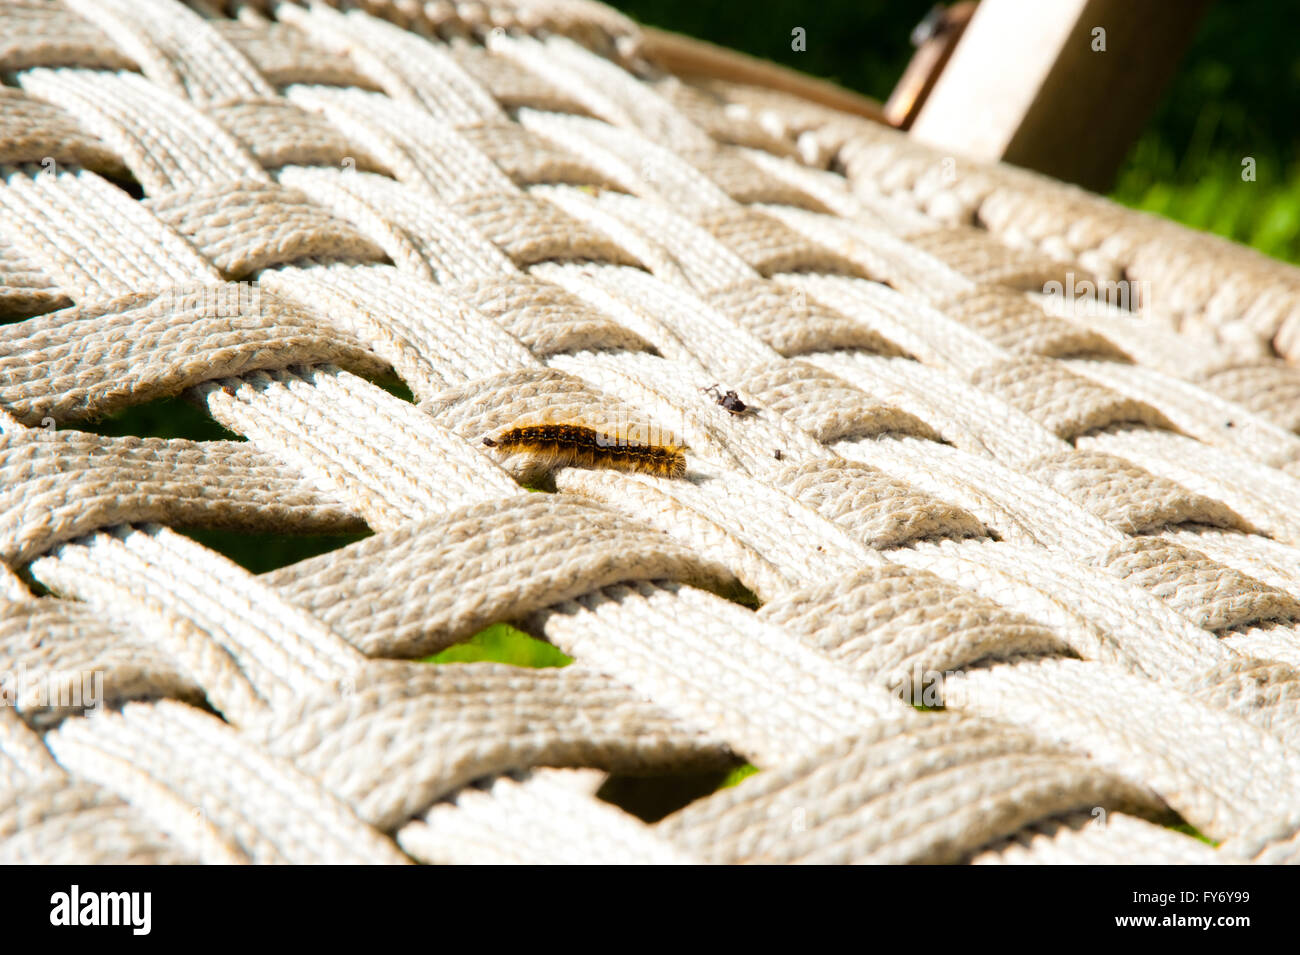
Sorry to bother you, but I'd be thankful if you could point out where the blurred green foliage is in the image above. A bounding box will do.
[180,527,373,574]
[1111,0,1300,261]
[614,0,929,100]
[719,763,760,788]
[78,394,241,442]
[611,0,1300,261]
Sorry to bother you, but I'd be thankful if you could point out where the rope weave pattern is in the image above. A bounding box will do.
[4,0,1300,864]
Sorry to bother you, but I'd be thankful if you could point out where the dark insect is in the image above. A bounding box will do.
[701,384,749,416]
[774,449,784,460]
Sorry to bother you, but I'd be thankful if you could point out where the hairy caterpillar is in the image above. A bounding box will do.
[482,422,687,479]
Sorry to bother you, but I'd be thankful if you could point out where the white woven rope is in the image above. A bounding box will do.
[2,0,1300,864]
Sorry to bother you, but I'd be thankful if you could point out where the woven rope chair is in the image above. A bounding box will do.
[4,0,1300,865]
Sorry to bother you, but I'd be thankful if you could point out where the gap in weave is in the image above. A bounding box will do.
[177,527,373,575]
[716,580,762,609]
[356,370,417,405]
[969,811,1218,861]
[14,571,50,599]
[596,766,751,823]
[0,296,70,325]
[100,172,145,202]
[421,622,573,668]
[523,473,558,493]
[69,394,244,442]
[1167,822,1219,846]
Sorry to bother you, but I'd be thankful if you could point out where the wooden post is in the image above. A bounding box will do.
[884,2,977,130]
[907,0,1211,191]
